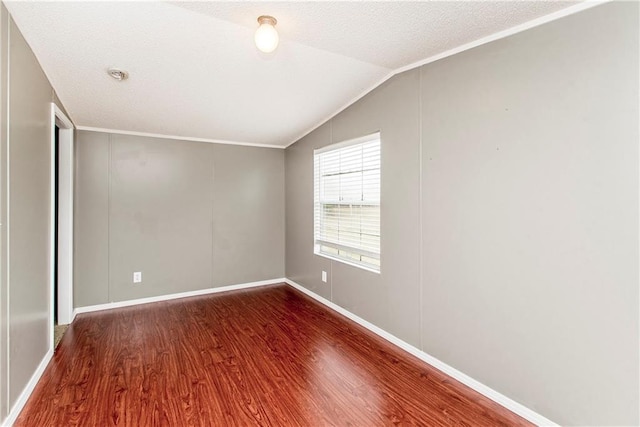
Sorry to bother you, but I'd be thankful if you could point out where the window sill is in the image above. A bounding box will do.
[314,252,381,275]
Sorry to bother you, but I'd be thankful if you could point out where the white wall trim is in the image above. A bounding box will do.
[284,278,558,427]
[3,278,557,426]
[3,347,53,427]
[75,126,285,150]
[391,0,609,77]
[47,106,54,354]
[284,0,610,148]
[1,279,285,425]
[74,278,286,315]
[50,103,75,339]
[63,2,608,151]
[53,104,72,129]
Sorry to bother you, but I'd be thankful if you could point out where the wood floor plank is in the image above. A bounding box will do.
[16,284,532,426]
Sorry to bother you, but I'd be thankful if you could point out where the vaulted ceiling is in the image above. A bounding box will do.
[6,1,577,148]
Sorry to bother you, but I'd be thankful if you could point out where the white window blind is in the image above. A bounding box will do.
[314,133,381,272]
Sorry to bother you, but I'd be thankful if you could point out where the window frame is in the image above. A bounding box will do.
[313,132,381,274]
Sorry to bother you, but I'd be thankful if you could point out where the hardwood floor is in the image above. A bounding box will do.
[16,284,532,426]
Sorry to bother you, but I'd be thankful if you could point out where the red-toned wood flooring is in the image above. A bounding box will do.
[16,283,531,426]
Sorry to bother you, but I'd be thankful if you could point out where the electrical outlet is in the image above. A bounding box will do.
[322,271,327,283]
[133,271,142,284]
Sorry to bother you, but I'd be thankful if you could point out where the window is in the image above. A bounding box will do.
[314,133,381,272]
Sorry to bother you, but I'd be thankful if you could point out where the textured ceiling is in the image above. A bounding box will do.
[6,1,578,148]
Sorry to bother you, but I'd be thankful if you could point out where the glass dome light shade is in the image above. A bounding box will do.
[255,16,279,53]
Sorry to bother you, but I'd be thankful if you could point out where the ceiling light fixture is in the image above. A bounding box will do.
[254,15,279,53]
[108,68,128,81]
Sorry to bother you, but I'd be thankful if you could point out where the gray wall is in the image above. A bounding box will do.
[74,131,285,307]
[0,6,7,420]
[286,69,422,344]
[0,5,71,423]
[285,3,639,426]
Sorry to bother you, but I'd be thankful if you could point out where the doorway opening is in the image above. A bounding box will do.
[50,103,74,351]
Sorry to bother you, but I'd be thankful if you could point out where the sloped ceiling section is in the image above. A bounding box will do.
[6,1,577,148]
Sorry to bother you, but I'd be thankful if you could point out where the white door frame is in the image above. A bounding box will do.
[49,103,74,348]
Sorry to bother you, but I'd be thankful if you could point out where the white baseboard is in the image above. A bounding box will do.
[5,278,555,426]
[284,278,557,427]
[3,347,54,427]
[74,278,286,315]
[3,279,284,426]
